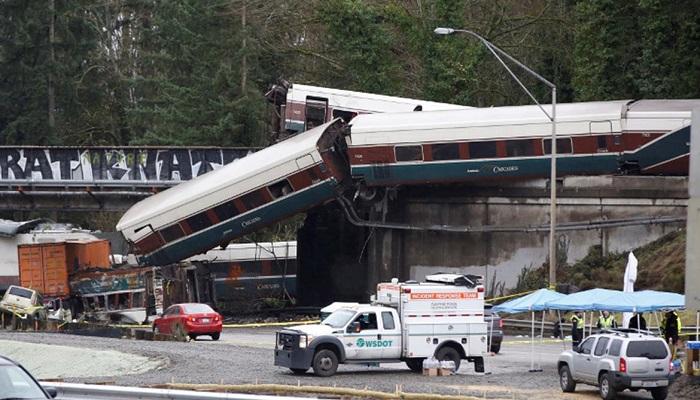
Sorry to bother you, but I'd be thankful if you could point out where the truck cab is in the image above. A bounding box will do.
[274,274,487,376]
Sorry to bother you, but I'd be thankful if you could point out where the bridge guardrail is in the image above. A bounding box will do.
[43,382,313,400]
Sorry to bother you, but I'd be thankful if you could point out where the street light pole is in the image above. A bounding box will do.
[434,27,558,288]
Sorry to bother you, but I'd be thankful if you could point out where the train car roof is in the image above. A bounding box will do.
[116,120,338,234]
[624,99,700,117]
[349,99,700,146]
[287,83,471,113]
[186,241,297,262]
[348,100,631,144]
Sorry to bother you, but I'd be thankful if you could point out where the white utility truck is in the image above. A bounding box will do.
[274,274,487,376]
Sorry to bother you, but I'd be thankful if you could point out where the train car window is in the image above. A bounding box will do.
[506,140,535,157]
[431,143,460,161]
[268,179,293,199]
[543,138,573,154]
[332,109,357,123]
[395,145,424,162]
[241,190,265,210]
[136,233,164,253]
[160,224,185,242]
[213,201,239,221]
[597,135,607,151]
[187,212,212,233]
[305,96,327,130]
[469,141,498,159]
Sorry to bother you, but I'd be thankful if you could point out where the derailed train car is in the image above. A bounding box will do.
[119,98,698,267]
[117,120,348,266]
[348,99,698,186]
[265,82,469,137]
[187,241,297,313]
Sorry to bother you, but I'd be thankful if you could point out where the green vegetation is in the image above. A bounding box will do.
[514,229,687,294]
[3,1,700,147]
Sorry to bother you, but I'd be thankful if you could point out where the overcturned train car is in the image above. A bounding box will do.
[347,99,698,186]
[187,241,297,312]
[117,120,349,266]
[265,82,469,137]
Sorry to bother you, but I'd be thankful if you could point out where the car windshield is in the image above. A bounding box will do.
[0,364,47,399]
[8,287,33,299]
[626,340,668,359]
[322,309,356,328]
[182,304,214,314]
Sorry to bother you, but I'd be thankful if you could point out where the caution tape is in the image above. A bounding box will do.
[223,319,320,328]
[486,288,538,303]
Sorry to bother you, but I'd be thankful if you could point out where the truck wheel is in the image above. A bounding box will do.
[650,387,668,400]
[598,373,616,400]
[312,349,338,377]
[435,346,461,372]
[405,358,425,372]
[490,342,501,354]
[290,368,308,375]
[558,365,576,392]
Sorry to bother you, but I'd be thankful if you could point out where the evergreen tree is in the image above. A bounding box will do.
[128,0,267,147]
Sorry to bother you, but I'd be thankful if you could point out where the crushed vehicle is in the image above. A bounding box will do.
[274,273,487,376]
[557,328,671,400]
[0,285,47,327]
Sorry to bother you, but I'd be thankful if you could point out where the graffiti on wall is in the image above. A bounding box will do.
[0,148,255,183]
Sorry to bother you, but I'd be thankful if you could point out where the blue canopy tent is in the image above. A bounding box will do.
[546,288,685,312]
[492,288,565,313]
[627,290,685,312]
[492,289,565,372]
[544,288,624,311]
[546,288,686,337]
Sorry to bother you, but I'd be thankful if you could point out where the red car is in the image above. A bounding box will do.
[153,303,223,341]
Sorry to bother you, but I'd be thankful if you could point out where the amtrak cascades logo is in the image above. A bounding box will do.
[356,338,393,348]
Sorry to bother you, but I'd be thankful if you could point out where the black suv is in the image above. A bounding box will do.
[485,304,503,353]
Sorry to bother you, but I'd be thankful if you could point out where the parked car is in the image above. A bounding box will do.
[0,355,56,399]
[484,304,503,353]
[152,303,222,341]
[557,329,671,400]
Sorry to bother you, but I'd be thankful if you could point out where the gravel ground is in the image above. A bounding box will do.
[0,328,657,399]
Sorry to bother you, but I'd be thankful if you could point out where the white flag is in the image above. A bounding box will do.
[623,251,638,328]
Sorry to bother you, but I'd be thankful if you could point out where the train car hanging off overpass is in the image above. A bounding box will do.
[117,119,348,266]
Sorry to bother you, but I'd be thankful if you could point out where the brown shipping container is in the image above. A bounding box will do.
[65,240,111,272]
[18,242,71,297]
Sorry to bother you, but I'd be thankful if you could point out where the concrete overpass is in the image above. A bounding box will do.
[0,147,256,211]
[296,175,689,305]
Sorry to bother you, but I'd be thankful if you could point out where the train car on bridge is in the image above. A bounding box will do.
[265,82,469,138]
[117,120,349,266]
[348,99,698,186]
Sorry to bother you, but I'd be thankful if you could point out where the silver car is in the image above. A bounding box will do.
[557,329,671,400]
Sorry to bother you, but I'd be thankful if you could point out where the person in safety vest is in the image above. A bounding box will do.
[661,311,682,346]
[570,311,584,349]
[596,310,617,331]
